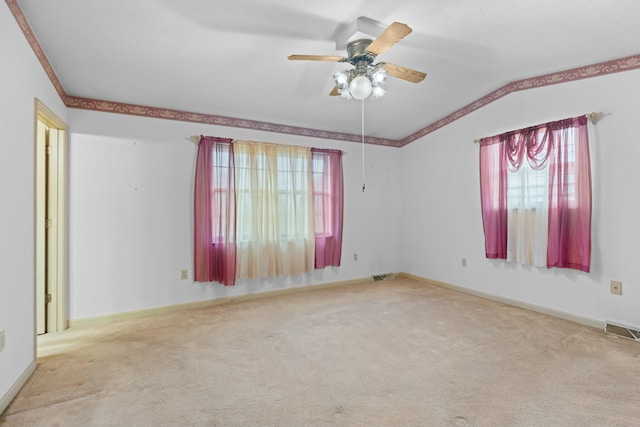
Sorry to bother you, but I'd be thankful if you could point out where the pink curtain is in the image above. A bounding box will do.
[547,116,591,272]
[193,137,237,285]
[479,138,508,259]
[479,115,591,271]
[311,148,344,268]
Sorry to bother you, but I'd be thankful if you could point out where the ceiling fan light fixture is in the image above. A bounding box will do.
[350,75,372,100]
[335,69,385,100]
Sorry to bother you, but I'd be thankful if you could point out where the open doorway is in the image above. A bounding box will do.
[35,99,68,336]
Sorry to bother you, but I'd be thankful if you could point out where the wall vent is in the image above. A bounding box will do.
[605,321,640,341]
[371,273,394,282]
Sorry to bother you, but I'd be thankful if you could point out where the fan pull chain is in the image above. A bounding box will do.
[361,99,366,192]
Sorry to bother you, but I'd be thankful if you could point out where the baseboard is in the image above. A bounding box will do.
[0,360,36,416]
[398,272,605,330]
[69,277,371,329]
[68,273,605,332]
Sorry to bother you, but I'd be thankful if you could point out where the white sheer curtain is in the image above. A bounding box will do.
[233,141,315,279]
[507,164,548,266]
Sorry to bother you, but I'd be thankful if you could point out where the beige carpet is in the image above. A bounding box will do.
[2,278,640,426]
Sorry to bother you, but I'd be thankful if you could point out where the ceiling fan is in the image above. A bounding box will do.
[288,22,426,100]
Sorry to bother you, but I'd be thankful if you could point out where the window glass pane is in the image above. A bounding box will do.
[211,145,335,243]
[312,152,332,236]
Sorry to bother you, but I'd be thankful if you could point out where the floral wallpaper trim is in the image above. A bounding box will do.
[6,0,68,103]
[400,54,640,146]
[64,96,401,147]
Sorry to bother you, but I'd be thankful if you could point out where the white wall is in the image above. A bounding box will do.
[68,109,401,320]
[399,69,640,328]
[0,4,67,411]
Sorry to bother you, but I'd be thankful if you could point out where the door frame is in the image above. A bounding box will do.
[34,98,68,336]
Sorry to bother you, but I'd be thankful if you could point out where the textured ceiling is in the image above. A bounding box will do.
[12,0,640,145]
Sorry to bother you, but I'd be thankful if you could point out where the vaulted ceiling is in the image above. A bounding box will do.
[11,0,640,146]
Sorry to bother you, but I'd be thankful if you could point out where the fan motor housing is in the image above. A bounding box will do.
[347,39,375,65]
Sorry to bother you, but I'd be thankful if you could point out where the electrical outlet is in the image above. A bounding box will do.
[461,258,467,267]
[610,280,622,295]
[0,330,5,352]
[180,269,189,280]
[353,253,358,261]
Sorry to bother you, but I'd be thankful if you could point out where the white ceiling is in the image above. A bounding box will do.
[14,0,640,144]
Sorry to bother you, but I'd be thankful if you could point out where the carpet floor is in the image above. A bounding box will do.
[2,278,640,426]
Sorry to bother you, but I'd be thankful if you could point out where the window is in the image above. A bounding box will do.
[311,148,344,269]
[194,137,343,285]
[507,128,577,209]
[209,142,233,243]
[232,143,313,246]
[479,116,592,272]
[312,151,333,237]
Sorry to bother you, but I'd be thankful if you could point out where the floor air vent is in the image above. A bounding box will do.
[371,273,394,282]
[605,322,640,341]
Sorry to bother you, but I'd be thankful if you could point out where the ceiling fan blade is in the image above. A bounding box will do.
[382,62,427,83]
[366,22,412,57]
[288,54,346,62]
[329,86,339,96]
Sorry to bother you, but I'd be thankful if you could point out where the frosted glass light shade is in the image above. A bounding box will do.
[371,85,386,99]
[349,75,372,100]
[333,71,348,86]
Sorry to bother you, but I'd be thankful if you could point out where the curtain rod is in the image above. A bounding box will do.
[187,135,347,154]
[473,111,605,144]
